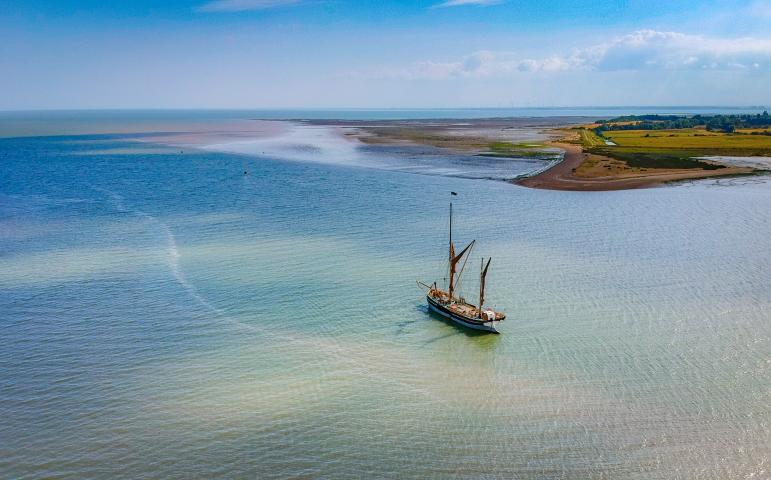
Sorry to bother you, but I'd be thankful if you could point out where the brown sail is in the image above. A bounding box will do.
[448,240,474,299]
[478,257,491,318]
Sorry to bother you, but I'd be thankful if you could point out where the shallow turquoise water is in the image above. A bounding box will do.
[1,128,769,479]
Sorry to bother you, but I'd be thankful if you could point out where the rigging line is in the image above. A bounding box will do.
[454,241,473,295]
[442,254,451,289]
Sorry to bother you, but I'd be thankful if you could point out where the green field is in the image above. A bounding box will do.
[601,129,771,150]
[576,127,771,170]
[579,129,606,147]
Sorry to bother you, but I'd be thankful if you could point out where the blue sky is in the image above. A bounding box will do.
[2,0,771,109]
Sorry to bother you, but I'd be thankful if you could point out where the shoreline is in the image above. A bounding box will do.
[119,116,764,192]
[320,118,763,191]
[515,142,757,191]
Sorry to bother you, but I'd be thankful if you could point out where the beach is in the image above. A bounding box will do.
[312,117,764,191]
[516,142,756,191]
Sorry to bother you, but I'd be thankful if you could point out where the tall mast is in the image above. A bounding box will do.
[450,202,453,258]
[478,258,483,318]
[448,202,453,297]
[478,257,491,318]
[447,197,473,301]
[449,202,453,262]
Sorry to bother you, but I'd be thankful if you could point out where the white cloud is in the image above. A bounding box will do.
[197,0,302,12]
[434,0,503,7]
[352,51,500,80]
[358,29,771,79]
[586,30,771,72]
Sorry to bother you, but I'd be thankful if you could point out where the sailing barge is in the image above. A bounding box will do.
[419,202,506,333]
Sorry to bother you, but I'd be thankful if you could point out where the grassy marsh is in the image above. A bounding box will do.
[572,126,771,171]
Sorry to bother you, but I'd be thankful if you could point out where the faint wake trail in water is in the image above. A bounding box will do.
[91,184,460,409]
[92,185,222,316]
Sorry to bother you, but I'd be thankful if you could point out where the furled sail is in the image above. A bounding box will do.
[451,240,474,267]
[479,257,491,317]
[448,240,475,299]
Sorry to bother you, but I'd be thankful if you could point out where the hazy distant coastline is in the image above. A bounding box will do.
[306,116,768,191]
[2,109,768,191]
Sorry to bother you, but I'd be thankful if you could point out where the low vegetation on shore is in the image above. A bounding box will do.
[567,113,771,175]
[351,123,559,160]
[479,141,555,159]
[330,115,768,190]
[596,111,771,133]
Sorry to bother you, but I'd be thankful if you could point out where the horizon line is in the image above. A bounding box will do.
[1,105,768,113]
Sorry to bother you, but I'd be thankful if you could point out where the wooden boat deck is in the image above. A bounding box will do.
[428,288,505,321]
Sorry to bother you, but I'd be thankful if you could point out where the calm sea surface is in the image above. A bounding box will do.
[0,113,769,479]
[1,107,766,137]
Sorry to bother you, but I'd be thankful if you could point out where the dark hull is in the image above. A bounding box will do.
[426,295,500,333]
